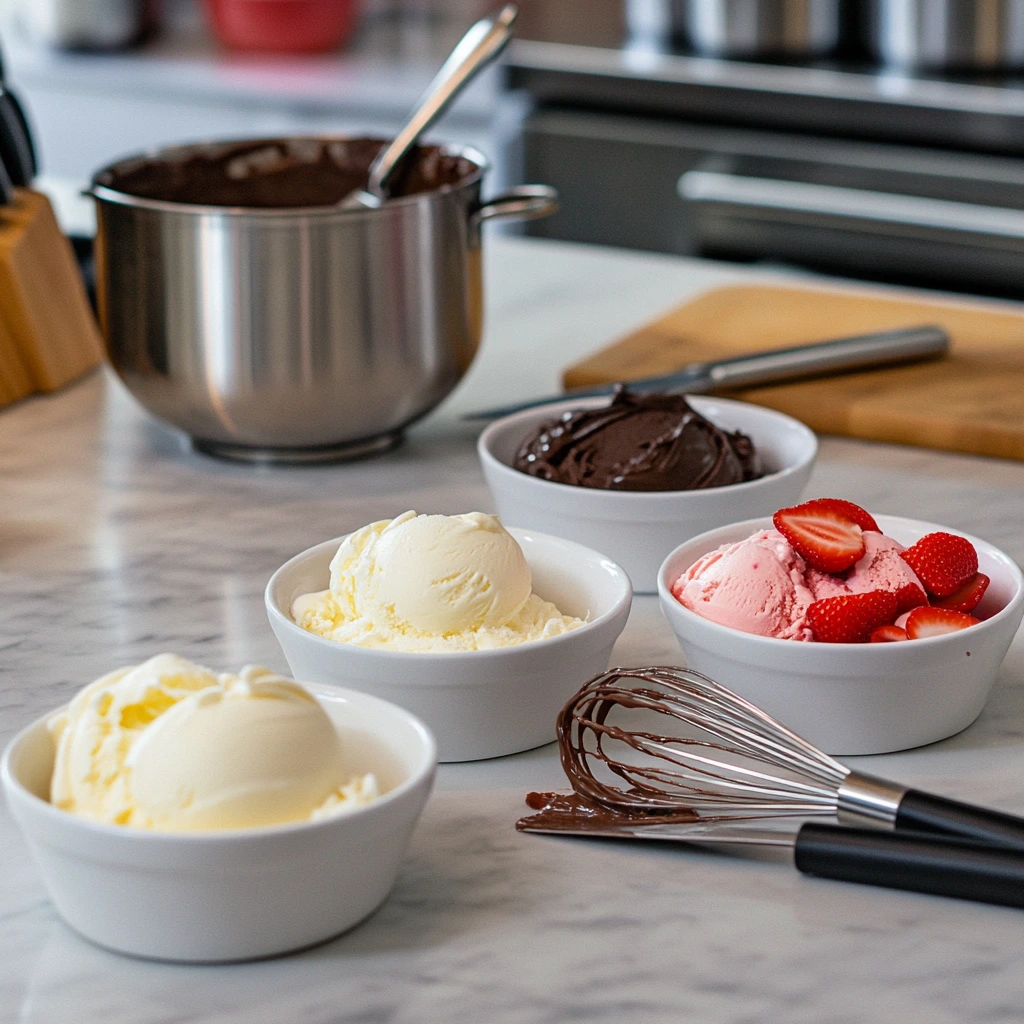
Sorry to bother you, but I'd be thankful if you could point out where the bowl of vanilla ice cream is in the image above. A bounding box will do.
[1,654,436,962]
[266,511,633,761]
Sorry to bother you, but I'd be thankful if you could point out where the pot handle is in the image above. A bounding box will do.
[472,185,559,227]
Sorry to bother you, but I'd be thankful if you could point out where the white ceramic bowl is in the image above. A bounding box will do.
[1,685,436,963]
[658,515,1024,755]
[265,528,633,763]
[478,395,818,594]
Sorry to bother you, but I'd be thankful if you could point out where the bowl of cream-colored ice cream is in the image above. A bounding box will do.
[478,392,818,593]
[266,511,633,761]
[1,654,436,962]
[658,512,1024,755]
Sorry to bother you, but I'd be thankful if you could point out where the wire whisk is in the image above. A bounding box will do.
[560,666,850,822]
[554,666,1024,848]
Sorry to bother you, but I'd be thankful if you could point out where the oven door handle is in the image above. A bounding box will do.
[678,170,1024,250]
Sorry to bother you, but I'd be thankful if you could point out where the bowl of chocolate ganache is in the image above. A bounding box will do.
[90,136,558,464]
[478,389,817,593]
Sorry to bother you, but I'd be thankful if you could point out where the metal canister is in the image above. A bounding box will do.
[867,0,1024,71]
[676,0,842,59]
[15,0,158,50]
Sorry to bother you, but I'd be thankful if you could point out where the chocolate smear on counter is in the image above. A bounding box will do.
[513,386,762,492]
[95,138,477,209]
[517,790,699,832]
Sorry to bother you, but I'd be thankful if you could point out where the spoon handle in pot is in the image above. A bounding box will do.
[368,5,518,199]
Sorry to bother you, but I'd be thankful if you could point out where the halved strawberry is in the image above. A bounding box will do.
[905,606,980,639]
[807,590,899,644]
[807,498,879,533]
[773,499,866,573]
[900,532,978,598]
[870,625,909,643]
[934,573,990,613]
[894,582,929,614]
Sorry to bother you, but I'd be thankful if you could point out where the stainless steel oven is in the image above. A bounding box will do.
[506,4,1024,297]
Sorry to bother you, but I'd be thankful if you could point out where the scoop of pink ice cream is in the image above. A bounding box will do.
[672,530,817,640]
[843,531,924,596]
[672,528,925,642]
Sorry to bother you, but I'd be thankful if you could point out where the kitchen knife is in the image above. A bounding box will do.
[0,43,36,185]
[463,324,949,421]
[0,147,14,206]
[518,814,1024,910]
[0,88,37,184]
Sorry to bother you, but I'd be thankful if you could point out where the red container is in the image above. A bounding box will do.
[205,0,359,54]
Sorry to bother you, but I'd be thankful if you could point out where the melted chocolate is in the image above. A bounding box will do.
[516,791,699,832]
[94,137,477,208]
[517,667,713,835]
[513,386,762,492]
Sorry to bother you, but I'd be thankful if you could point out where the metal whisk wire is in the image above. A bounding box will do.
[558,667,852,822]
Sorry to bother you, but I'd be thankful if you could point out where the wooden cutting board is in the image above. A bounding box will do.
[562,283,1024,461]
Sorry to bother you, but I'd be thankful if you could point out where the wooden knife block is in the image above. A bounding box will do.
[0,188,102,411]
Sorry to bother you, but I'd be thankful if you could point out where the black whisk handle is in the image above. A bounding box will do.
[895,790,1024,852]
[794,824,1024,909]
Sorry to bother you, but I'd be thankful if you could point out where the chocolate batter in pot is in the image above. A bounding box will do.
[94,137,477,208]
[513,386,762,492]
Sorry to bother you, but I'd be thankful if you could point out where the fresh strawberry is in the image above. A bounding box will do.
[807,590,899,644]
[900,532,978,598]
[905,606,980,639]
[806,498,879,533]
[894,582,928,614]
[773,499,866,573]
[870,625,909,642]
[934,573,990,613]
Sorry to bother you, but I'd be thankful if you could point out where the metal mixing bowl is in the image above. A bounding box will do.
[90,138,557,464]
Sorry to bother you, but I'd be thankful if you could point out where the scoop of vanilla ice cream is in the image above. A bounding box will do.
[292,511,584,652]
[49,654,378,831]
[336,511,532,634]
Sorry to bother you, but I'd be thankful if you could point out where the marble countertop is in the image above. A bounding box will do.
[4,238,1024,1023]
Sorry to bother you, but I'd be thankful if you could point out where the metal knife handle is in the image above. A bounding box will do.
[794,823,1024,910]
[706,325,949,390]
[462,323,950,421]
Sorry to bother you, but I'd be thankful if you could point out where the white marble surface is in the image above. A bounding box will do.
[4,238,1024,1022]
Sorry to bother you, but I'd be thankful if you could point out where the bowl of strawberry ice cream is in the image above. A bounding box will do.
[658,500,1024,754]
[672,528,924,642]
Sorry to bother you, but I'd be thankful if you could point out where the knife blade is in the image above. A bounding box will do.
[518,811,1024,909]
[463,323,949,421]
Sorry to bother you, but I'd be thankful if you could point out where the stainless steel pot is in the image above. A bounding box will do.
[675,0,841,58]
[867,0,1024,70]
[17,0,157,50]
[90,140,557,463]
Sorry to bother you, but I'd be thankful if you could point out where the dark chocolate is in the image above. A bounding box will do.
[513,386,762,492]
[516,667,709,835]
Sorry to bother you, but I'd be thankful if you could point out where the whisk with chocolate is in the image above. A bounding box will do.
[521,666,1024,848]
[516,667,1024,911]
[554,666,846,822]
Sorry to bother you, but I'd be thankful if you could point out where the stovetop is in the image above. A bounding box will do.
[509,0,1024,156]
